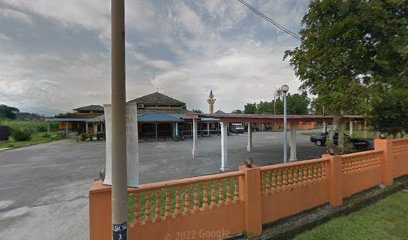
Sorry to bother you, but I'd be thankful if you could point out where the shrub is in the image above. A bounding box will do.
[57,132,67,139]
[12,128,32,141]
[42,133,51,138]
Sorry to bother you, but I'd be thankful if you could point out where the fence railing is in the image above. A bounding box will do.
[90,138,408,240]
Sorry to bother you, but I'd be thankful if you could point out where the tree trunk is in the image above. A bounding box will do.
[327,115,340,154]
[338,120,345,152]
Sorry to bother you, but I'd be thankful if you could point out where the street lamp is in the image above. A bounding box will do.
[281,84,289,163]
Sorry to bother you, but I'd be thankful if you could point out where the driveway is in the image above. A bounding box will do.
[0,131,325,240]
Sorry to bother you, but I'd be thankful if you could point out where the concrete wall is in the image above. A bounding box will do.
[89,138,408,240]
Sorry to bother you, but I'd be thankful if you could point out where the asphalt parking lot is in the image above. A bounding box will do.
[0,131,325,240]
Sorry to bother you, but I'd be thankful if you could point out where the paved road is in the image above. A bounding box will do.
[0,131,325,240]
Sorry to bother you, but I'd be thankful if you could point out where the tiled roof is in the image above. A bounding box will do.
[138,113,184,122]
[127,92,185,106]
[73,105,104,112]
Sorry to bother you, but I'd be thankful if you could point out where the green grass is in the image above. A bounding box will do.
[0,120,62,149]
[294,191,408,240]
[0,131,63,149]
[128,178,239,223]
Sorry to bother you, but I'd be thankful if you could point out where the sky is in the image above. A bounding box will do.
[0,0,310,116]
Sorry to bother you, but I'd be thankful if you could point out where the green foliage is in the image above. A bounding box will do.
[370,89,408,136]
[12,128,33,141]
[243,103,257,114]
[231,109,243,114]
[57,132,67,139]
[243,93,310,115]
[0,104,19,119]
[284,0,407,115]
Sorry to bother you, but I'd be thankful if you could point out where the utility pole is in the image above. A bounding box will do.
[111,0,128,239]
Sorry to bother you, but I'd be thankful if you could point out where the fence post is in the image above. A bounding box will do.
[89,180,112,240]
[374,139,394,185]
[239,165,262,237]
[326,155,343,207]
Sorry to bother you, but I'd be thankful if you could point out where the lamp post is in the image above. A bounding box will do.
[281,84,289,163]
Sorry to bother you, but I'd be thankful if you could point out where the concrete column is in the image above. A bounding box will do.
[86,122,89,134]
[322,121,327,133]
[192,119,197,158]
[289,123,297,162]
[65,122,68,134]
[338,121,345,149]
[220,122,228,172]
[155,123,158,141]
[93,123,98,135]
[247,123,252,152]
[175,122,179,136]
[207,122,210,136]
[349,121,353,136]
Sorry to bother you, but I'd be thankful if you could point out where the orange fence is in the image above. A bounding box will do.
[89,138,408,240]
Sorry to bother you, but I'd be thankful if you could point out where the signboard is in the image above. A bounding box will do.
[103,103,139,187]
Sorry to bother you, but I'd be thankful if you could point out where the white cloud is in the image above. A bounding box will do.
[0,0,308,114]
[0,7,32,24]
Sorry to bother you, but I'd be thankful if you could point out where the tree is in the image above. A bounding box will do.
[284,0,407,152]
[231,109,243,114]
[243,103,257,114]
[0,104,19,119]
[256,101,273,114]
[370,89,408,137]
[271,93,310,115]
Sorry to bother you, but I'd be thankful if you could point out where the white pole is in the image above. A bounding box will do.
[175,122,179,136]
[192,118,197,158]
[207,122,210,136]
[247,122,252,152]
[283,93,288,163]
[111,0,128,238]
[220,122,228,171]
[289,123,297,162]
[349,121,353,136]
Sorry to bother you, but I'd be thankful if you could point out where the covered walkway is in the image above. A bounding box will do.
[186,113,364,171]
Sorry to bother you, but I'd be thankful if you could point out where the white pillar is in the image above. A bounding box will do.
[220,122,228,172]
[339,121,345,149]
[289,123,297,162]
[247,122,252,152]
[65,122,68,134]
[93,123,98,135]
[207,122,210,136]
[322,121,327,133]
[175,122,179,136]
[192,118,197,158]
[349,121,353,136]
[85,122,89,134]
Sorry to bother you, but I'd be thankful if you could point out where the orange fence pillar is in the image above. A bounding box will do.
[89,180,112,240]
[239,165,262,237]
[374,139,394,186]
[327,155,343,207]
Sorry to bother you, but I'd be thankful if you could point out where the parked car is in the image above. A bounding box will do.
[310,132,371,150]
[230,123,245,134]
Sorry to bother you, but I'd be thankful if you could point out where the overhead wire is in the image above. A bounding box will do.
[237,0,301,41]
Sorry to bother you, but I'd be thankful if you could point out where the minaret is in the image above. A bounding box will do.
[207,90,216,114]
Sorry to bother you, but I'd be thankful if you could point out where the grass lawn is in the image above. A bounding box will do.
[294,190,408,240]
[0,131,63,149]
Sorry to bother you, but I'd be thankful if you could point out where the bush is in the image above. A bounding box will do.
[12,128,32,141]
[42,133,51,138]
[57,132,67,139]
